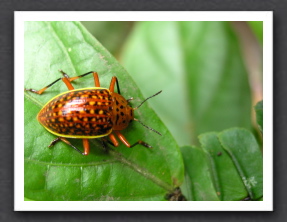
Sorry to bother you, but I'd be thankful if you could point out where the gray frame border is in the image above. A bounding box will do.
[1,0,283,221]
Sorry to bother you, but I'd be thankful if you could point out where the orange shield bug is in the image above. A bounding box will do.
[25,70,162,155]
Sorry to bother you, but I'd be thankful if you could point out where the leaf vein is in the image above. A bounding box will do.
[25,158,117,167]
[108,149,173,192]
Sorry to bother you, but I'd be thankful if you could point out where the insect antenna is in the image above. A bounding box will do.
[133,90,162,110]
[133,90,162,135]
[134,118,162,136]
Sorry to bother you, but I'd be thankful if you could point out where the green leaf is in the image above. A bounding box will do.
[180,22,252,137]
[199,132,248,200]
[248,21,263,45]
[218,128,263,200]
[255,100,263,132]
[24,21,184,201]
[180,146,220,201]
[121,21,252,145]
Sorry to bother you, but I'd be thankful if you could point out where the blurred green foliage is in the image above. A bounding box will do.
[81,21,133,56]
[255,100,263,133]
[248,21,263,45]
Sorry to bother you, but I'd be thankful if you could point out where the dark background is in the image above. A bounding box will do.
[1,0,284,221]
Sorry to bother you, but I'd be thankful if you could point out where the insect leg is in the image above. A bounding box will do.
[60,70,102,90]
[99,133,119,152]
[93,72,100,87]
[129,140,152,149]
[48,137,85,155]
[109,76,121,94]
[24,70,75,94]
[82,139,90,155]
[68,71,100,87]
[24,71,100,94]
[108,133,119,147]
[24,77,62,95]
[59,70,75,90]
[114,131,152,149]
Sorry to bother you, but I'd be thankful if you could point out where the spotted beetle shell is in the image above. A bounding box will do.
[37,87,134,138]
